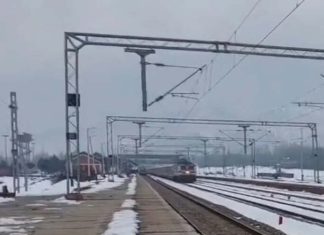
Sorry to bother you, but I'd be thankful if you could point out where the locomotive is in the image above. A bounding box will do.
[146,158,196,183]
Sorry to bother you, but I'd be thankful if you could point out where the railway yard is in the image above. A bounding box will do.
[2,174,324,234]
[3,1,324,235]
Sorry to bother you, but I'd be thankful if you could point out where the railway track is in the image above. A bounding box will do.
[197,178,324,203]
[146,176,284,235]
[189,183,324,226]
[195,180,324,213]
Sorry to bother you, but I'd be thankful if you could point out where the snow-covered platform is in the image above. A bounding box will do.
[0,177,131,235]
[135,176,198,235]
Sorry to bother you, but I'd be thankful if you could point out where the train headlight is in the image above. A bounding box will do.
[185,171,190,174]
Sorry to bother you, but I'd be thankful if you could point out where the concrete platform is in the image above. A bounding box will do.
[136,176,198,235]
[0,179,130,235]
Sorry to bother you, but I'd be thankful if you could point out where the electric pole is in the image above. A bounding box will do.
[238,124,250,177]
[300,128,304,181]
[133,121,145,147]
[2,135,8,163]
[201,139,208,174]
[125,48,155,111]
[9,92,19,193]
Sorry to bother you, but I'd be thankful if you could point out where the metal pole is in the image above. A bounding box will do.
[140,55,147,111]
[124,48,155,111]
[109,122,114,181]
[300,128,304,181]
[75,50,81,192]
[106,120,110,176]
[2,135,8,163]
[222,146,226,176]
[64,34,70,194]
[9,92,19,193]
[313,125,320,183]
[101,143,105,175]
[186,147,190,161]
[239,124,249,178]
[202,139,208,173]
[310,126,317,182]
[253,140,256,179]
[87,128,90,178]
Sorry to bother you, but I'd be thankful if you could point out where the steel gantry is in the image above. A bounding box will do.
[65,32,324,193]
[107,116,320,182]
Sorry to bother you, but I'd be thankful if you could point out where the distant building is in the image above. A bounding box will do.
[72,152,103,181]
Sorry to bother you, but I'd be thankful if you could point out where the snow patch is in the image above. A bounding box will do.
[44,207,62,210]
[25,203,46,207]
[121,199,136,208]
[52,196,82,205]
[126,176,136,195]
[0,175,126,196]
[0,197,14,204]
[102,209,139,235]
[0,226,26,234]
[0,217,43,225]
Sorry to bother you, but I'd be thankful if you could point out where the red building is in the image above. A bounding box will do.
[72,152,103,181]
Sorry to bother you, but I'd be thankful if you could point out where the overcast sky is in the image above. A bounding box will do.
[1,0,324,155]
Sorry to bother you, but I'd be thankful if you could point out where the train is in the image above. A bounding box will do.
[144,158,196,183]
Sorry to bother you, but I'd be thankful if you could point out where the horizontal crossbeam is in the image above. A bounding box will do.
[107,116,315,128]
[67,32,324,60]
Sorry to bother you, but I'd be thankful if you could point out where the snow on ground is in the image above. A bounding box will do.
[102,209,139,235]
[121,199,136,208]
[152,175,324,235]
[52,196,82,205]
[25,203,46,207]
[81,176,125,194]
[126,175,137,195]
[196,179,324,208]
[0,216,43,235]
[199,165,324,184]
[0,175,127,196]
[192,183,324,220]
[0,197,14,204]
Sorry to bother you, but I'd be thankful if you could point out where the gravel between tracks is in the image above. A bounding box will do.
[146,176,286,235]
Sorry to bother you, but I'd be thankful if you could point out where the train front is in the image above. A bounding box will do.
[174,160,196,183]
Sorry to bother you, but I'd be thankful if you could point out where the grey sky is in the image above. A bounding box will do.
[1,0,324,154]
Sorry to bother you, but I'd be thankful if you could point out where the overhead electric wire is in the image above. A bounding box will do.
[258,80,324,120]
[182,0,306,119]
[228,0,262,42]
[148,64,206,107]
[145,62,201,70]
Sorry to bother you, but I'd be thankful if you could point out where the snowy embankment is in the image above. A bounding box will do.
[151,175,324,235]
[102,175,139,235]
[0,175,126,197]
[199,165,324,185]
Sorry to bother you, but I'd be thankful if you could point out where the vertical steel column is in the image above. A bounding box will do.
[2,135,8,163]
[75,50,81,192]
[9,92,19,193]
[108,121,114,181]
[124,48,155,111]
[310,124,320,183]
[65,34,80,194]
[106,120,110,176]
[64,34,70,194]
[221,146,226,176]
[239,124,250,178]
[202,139,208,172]
[140,55,148,111]
[300,128,304,181]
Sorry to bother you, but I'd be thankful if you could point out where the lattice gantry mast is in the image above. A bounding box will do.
[9,92,19,193]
